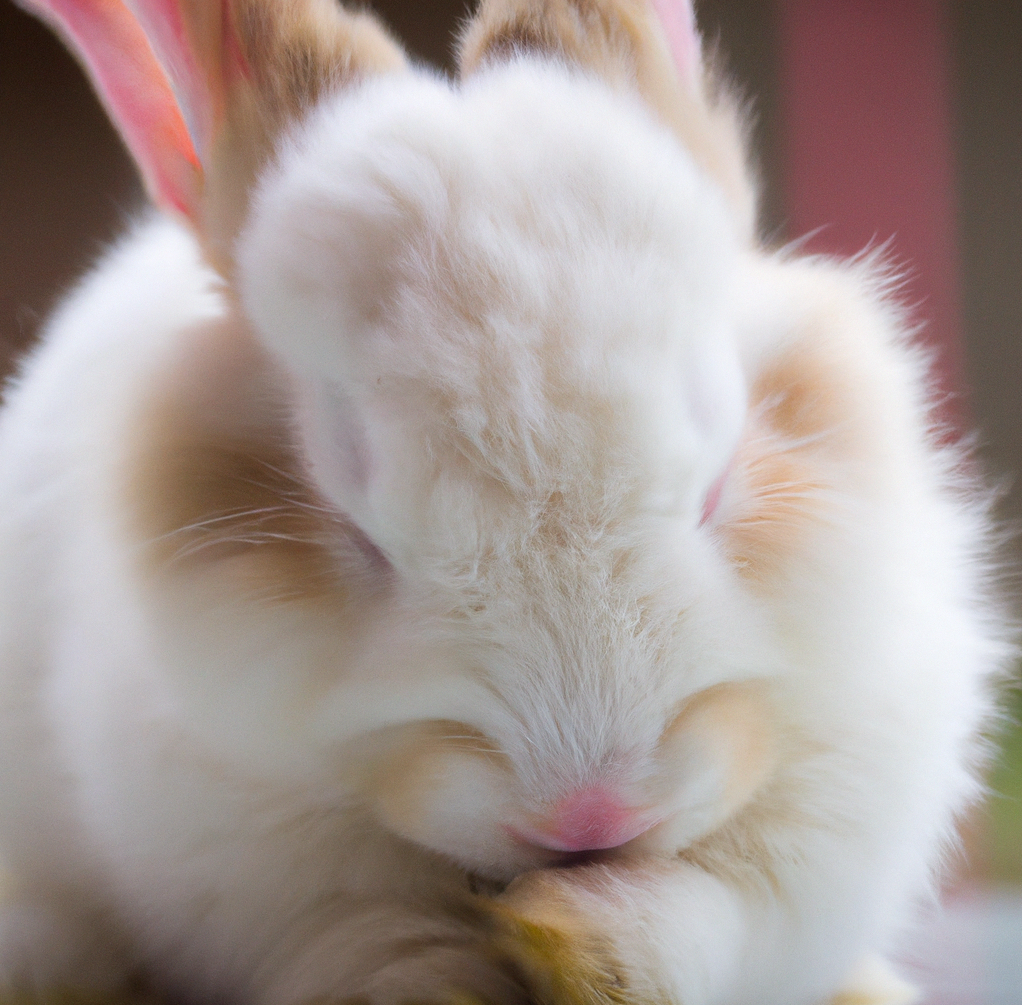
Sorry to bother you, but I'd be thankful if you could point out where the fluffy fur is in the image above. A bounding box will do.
[0,2,1009,1005]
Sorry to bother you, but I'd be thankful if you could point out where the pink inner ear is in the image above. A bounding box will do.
[649,0,701,86]
[24,0,201,217]
[127,0,222,158]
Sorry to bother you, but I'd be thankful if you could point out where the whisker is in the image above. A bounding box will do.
[152,505,297,541]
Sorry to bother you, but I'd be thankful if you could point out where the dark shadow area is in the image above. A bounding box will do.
[0,1,140,377]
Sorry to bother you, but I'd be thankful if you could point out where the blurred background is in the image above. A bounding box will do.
[1,0,1019,1000]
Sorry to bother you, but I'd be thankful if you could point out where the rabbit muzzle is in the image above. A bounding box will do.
[507,787,662,853]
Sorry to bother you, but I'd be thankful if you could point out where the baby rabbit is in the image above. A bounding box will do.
[0,1,1009,1004]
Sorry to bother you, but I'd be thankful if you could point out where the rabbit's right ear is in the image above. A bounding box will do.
[458,0,756,240]
[19,0,408,275]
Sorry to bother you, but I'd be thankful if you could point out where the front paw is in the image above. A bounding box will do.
[829,956,919,1005]
[365,888,631,1005]
[477,871,639,1005]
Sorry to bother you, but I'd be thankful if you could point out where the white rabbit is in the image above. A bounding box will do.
[0,1,1009,1004]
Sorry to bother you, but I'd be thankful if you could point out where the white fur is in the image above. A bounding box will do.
[0,58,1009,1005]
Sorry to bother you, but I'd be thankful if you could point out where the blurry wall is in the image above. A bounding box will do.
[953,2,1022,532]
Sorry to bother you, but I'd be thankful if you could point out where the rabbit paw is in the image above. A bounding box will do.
[478,873,637,1005]
[829,956,919,1005]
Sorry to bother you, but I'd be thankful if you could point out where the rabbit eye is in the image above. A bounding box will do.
[699,463,731,526]
[346,522,392,577]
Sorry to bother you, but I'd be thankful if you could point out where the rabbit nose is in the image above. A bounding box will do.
[517,787,658,853]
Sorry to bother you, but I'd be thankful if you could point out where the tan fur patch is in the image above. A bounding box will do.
[458,0,756,238]
[183,0,408,275]
[373,722,507,837]
[719,334,878,583]
[663,681,778,817]
[483,878,632,1005]
[125,316,366,605]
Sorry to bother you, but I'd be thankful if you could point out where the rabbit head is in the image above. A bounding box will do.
[237,20,772,879]
[24,0,899,883]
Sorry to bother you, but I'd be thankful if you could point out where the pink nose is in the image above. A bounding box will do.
[519,788,656,853]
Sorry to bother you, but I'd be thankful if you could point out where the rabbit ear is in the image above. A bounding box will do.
[19,0,408,274]
[17,0,202,218]
[458,0,755,239]
[649,0,701,86]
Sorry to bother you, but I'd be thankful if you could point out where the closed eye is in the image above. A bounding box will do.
[700,462,731,526]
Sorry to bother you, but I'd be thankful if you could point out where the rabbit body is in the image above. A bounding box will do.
[0,3,1008,1005]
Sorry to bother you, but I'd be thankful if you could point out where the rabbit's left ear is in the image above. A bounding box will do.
[458,0,756,240]
[19,0,408,275]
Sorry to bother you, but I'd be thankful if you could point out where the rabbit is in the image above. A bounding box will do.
[0,0,1010,1004]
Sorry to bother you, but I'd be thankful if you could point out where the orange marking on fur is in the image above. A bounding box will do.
[373,723,507,845]
[664,682,778,819]
[125,318,362,605]
[484,894,630,1005]
[719,340,862,581]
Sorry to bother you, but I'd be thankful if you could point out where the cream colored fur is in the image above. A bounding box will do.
[0,2,1009,1005]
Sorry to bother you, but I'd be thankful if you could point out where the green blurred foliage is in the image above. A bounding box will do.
[987,684,1022,883]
